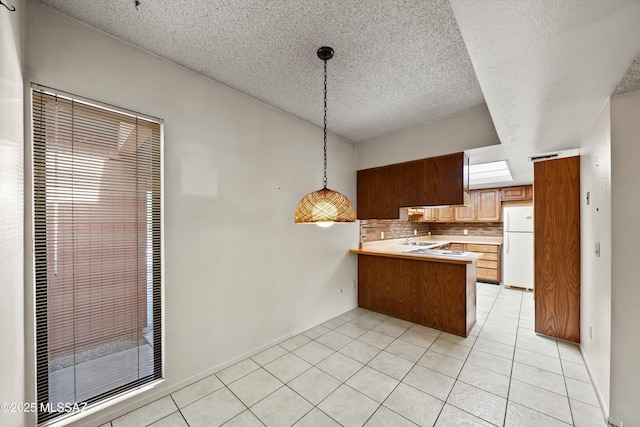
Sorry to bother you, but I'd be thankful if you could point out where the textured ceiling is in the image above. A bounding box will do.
[450,0,640,185]
[615,52,640,95]
[36,0,484,143]
[35,0,640,187]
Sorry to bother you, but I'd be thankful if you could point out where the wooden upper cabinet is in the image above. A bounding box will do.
[454,192,475,221]
[423,208,437,221]
[501,185,533,202]
[357,167,394,219]
[421,152,469,206]
[452,188,500,222]
[357,152,469,220]
[436,207,456,222]
[475,188,501,221]
[534,156,580,343]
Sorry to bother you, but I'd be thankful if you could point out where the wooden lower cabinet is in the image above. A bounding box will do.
[448,243,501,283]
[466,244,500,283]
[357,255,476,337]
[449,243,465,251]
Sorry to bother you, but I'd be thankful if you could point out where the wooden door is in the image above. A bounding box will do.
[534,156,580,342]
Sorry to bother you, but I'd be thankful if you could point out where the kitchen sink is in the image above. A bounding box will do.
[403,248,471,257]
[404,241,445,247]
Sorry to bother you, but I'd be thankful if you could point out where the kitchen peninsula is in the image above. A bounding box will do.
[350,236,500,337]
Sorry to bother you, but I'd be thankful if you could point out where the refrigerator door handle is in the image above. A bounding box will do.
[505,211,509,232]
[506,233,509,253]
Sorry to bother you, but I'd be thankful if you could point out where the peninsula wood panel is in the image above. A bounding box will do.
[534,156,580,343]
[357,254,476,336]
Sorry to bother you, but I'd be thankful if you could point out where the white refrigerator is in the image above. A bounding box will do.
[503,205,534,290]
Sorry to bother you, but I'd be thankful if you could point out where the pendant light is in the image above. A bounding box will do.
[294,46,356,227]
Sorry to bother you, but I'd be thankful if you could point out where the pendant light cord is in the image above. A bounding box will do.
[323,59,328,189]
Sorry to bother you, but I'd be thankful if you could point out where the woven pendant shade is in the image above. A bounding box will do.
[294,46,356,226]
[295,187,356,224]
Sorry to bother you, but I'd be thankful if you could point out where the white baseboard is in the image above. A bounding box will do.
[579,344,610,425]
[65,331,294,427]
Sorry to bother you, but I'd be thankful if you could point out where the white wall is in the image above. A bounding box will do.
[355,104,500,170]
[579,100,611,417]
[24,2,359,425]
[0,2,25,427]
[610,89,640,426]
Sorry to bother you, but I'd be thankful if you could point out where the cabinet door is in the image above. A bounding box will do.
[436,207,455,222]
[397,160,424,207]
[357,167,396,219]
[454,191,476,222]
[501,185,533,201]
[476,188,501,221]
[422,208,437,222]
[422,153,468,206]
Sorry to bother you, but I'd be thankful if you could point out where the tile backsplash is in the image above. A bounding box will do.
[360,220,432,242]
[360,220,503,242]
[431,222,503,237]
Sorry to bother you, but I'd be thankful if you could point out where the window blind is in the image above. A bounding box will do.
[32,86,163,425]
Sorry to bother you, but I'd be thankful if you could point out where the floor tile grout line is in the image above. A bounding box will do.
[503,286,523,427]
[110,285,601,427]
[560,355,578,427]
[363,330,442,426]
[167,394,191,427]
[331,307,450,426]
[435,282,505,426]
[505,290,587,427]
[242,401,267,427]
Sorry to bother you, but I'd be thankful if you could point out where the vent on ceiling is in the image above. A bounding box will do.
[529,153,559,162]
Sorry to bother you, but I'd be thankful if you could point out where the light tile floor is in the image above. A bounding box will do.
[107,284,607,427]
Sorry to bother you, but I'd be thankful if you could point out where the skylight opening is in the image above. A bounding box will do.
[469,160,513,185]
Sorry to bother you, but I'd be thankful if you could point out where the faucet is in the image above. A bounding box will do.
[405,236,414,245]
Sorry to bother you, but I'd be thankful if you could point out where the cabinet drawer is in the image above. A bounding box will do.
[477,260,498,270]
[477,268,499,281]
[467,244,499,253]
[449,243,466,251]
[480,253,498,261]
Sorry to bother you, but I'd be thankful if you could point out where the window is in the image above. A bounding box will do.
[469,160,513,186]
[32,85,163,425]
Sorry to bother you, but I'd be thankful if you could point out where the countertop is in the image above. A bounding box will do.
[349,235,500,264]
